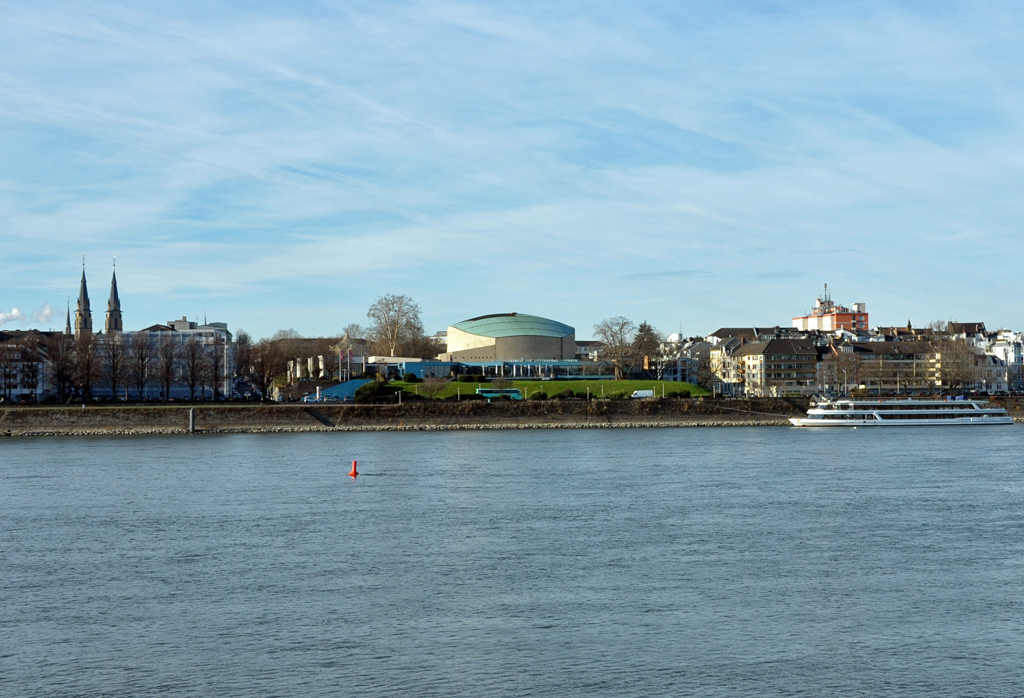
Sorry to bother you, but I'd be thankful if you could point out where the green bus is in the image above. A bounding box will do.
[475,388,523,401]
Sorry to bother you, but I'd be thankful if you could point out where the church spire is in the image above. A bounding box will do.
[74,256,93,339]
[105,256,123,334]
[65,299,72,336]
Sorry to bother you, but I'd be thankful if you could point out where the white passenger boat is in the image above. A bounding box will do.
[790,398,1014,427]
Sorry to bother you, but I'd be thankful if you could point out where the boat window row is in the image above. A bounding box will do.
[819,404,979,411]
[877,413,980,420]
[812,413,981,420]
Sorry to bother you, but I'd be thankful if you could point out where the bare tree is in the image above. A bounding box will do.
[181,336,208,401]
[268,329,304,384]
[420,376,448,399]
[367,295,423,356]
[46,334,77,403]
[19,335,43,403]
[936,338,980,394]
[101,334,127,400]
[75,334,100,400]
[399,330,441,360]
[126,334,154,401]
[157,336,179,401]
[234,329,252,377]
[898,352,936,393]
[860,355,898,395]
[0,346,16,401]
[250,338,285,400]
[337,328,367,379]
[310,337,340,380]
[693,353,715,389]
[207,336,226,400]
[270,328,302,364]
[199,354,213,401]
[321,351,339,381]
[593,317,637,379]
[342,323,364,341]
[819,350,861,395]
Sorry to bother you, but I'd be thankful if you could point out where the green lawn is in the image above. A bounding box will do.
[390,379,709,400]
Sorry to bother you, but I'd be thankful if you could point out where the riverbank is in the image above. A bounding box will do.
[6,397,1024,436]
[0,398,806,436]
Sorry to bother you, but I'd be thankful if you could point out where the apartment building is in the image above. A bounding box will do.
[821,341,940,394]
[712,338,820,396]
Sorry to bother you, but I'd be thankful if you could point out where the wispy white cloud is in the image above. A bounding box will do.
[2,1,1024,337]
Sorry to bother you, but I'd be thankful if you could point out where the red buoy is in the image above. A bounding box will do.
[349,460,358,477]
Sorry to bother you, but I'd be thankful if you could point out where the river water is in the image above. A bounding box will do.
[2,427,1024,696]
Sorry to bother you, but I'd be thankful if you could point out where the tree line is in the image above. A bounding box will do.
[0,331,230,403]
[2,293,439,403]
[241,305,669,390]
[818,337,990,394]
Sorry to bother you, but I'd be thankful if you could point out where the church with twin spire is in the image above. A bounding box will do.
[0,257,235,402]
[68,258,122,339]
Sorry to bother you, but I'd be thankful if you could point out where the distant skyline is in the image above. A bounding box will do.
[3,1,1023,339]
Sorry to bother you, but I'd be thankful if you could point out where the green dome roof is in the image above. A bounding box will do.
[452,313,574,339]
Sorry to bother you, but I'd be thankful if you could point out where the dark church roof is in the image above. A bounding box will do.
[108,270,121,312]
[77,268,90,315]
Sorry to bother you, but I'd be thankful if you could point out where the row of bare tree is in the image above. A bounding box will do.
[818,338,990,393]
[39,332,228,402]
[0,339,44,402]
[4,293,440,403]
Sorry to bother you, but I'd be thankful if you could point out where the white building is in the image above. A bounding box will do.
[133,317,234,399]
[972,329,1023,391]
[659,337,711,384]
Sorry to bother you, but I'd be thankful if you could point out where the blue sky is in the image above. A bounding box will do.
[2,0,1023,339]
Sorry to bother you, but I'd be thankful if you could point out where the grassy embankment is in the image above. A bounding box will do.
[390,379,709,400]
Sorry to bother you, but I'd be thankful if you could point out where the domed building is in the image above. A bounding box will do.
[439,313,576,362]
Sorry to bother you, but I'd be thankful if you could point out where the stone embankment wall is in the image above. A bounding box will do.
[7,397,1021,437]
[991,397,1024,420]
[0,398,809,436]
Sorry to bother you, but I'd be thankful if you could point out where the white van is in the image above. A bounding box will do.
[630,389,655,399]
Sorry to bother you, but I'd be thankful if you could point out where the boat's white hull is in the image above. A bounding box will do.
[790,416,1014,427]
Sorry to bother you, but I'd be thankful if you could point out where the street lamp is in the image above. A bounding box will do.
[842,369,848,397]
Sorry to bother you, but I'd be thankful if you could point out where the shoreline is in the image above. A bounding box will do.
[4,399,1021,437]
[1,418,792,437]
[0,400,802,437]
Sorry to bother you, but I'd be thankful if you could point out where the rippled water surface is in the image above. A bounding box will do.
[3,427,1024,696]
